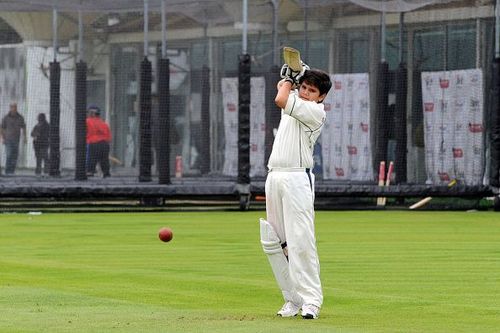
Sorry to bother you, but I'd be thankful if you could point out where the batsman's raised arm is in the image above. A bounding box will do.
[275,79,293,109]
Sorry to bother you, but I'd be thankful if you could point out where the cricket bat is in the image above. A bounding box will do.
[283,47,303,72]
[409,196,433,210]
[376,161,386,206]
[409,178,457,210]
[109,156,123,166]
[380,161,394,206]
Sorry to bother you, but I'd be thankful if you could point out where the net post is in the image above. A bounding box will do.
[139,57,153,182]
[374,61,390,174]
[265,65,280,164]
[238,53,251,195]
[157,57,170,184]
[49,61,61,177]
[490,58,500,187]
[75,61,87,181]
[199,65,211,175]
[394,62,407,184]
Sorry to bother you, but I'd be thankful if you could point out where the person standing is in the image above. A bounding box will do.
[1,102,27,175]
[86,105,111,177]
[259,64,332,319]
[31,113,50,175]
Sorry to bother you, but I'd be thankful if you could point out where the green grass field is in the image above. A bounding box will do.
[1,211,499,332]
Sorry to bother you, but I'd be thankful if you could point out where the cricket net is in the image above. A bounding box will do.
[0,0,496,209]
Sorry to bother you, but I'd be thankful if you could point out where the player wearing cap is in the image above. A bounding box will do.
[86,105,111,177]
[259,62,332,319]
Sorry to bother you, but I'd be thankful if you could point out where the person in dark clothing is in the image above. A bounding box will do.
[86,105,111,177]
[0,102,27,175]
[31,113,50,175]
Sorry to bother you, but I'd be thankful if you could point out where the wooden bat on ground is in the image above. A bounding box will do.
[409,196,433,210]
[409,178,457,210]
[109,156,123,166]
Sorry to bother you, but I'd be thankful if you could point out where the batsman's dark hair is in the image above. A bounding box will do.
[299,69,332,96]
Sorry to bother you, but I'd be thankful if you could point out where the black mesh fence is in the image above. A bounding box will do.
[0,0,497,207]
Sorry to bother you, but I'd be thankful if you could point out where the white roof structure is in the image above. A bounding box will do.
[0,0,482,42]
[0,0,467,12]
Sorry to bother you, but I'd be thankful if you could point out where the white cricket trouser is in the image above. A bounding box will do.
[265,168,322,307]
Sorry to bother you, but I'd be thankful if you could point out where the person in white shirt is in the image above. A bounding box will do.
[260,65,332,320]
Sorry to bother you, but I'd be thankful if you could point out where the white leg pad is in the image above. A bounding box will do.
[260,218,302,305]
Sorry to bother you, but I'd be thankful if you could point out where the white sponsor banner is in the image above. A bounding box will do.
[26,46,76,170]
[0,46,26,168]
[322,73,372,181]
[421,69,484,185]
[221,77,266,177]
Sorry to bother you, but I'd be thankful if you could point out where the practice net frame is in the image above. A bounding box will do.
[0,0,498,209]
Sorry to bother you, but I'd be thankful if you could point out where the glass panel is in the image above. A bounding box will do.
[414,28,445,71]
[386,29,407,70]
[448,24,476,70]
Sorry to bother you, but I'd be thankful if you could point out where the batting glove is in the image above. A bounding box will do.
[288,70,303,84]
[301,60,310,72]
[280,64,291,78]
[280,64,295,84]
[290,61,310,83]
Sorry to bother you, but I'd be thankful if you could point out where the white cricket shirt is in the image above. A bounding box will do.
[268,90,326,169]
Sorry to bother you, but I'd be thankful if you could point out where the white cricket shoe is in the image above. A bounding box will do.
[277,301,301,317]
[301,304,320,319]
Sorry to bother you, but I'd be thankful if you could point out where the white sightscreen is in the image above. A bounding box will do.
[421,69,484,185]
[322,73,373,181]
[221,77,266,178]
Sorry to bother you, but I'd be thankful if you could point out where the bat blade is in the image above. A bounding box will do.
[409,179,457,210]
[283,47,303,72]
[409,196,433,210]
[109,156,123,165]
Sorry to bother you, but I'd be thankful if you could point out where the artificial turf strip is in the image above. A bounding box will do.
[0,211,498,333]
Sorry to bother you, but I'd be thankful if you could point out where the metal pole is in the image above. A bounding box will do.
[161,0,166,59]
[381,11,386,62]
[52,8,58,61]
[444,25,448,70]
[144,0,149,57]
[304,0,308,60]
[242,0,248,54]
[78,10,83,62]
[496,0,500,58]
[271,0,279,66]
[399,12,404,64]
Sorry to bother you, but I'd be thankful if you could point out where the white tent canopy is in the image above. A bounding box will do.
[0,0,217,12]
[0,0,466,12]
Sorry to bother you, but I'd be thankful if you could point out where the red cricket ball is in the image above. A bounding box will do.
[158,227,173,242]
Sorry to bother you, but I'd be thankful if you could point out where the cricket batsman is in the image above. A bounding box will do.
[260,51,332,319]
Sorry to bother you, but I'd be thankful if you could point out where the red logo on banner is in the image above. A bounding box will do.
[360,123,369,132]
[424,103,434,112]
[438,172,450,182]
[324,103,331,111]
[347,146,358,155]
[439,79,449,88]
[468,123,483,133]
[453,148,463,158]
[227,103,236,112]
[335,167,344,177]
[334,81,342,90]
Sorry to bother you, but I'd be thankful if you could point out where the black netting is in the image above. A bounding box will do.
[75,61,87,181]
[0,0,496,206]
